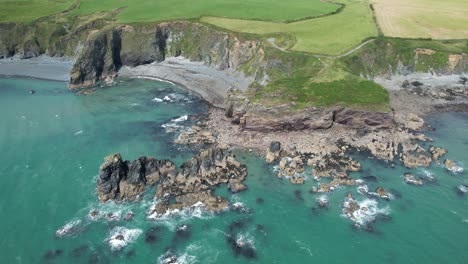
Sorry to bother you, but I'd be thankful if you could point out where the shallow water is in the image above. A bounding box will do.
[0,77,467,264]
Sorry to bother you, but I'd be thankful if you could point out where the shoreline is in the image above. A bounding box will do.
[118,57,254,108]
[0,55,74,82]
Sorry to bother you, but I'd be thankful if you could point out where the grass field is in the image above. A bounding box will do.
[201,0,378,55]
[0,0,339,24]
[74,0,338,23]
[0,0,74,22]
[371,0,468,39]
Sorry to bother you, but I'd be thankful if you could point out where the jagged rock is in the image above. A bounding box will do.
[276,156,305,183]
[395,113,424,130]
[145,158,176,185]
[97,154,128,202]
[98,147,247,215]
[375,187,390,200]
[401,143,432,168]
[97,154,176,202]
[265,141,282,163]
[151,147,248,215]
[175,127,216,145]
[403,173,423,185]
[429,147,447,164]
[312,153,360,179]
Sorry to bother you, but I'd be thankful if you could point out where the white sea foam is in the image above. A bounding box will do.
[163,95,174,102]
[152,97,163,102]
[357,184,369,195]
[342,198,389,228]
[147,201,213,223]
[316,195,329,207]
[55,219,82,238]
[173,115,188,122]
[236,233,255,249]
[161,115,189,133]
[447,162,464,174]
[157,250,197,264]
[458,185,468,193]
[355,179,365,185]
[106,226,142,251]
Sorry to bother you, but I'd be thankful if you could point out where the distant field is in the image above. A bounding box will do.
[0,0,74,22]
[371,0,468,39]
[75,0,339,23]
[201,0,378,55]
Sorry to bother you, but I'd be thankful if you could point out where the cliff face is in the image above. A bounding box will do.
[68,22,262,88]
[342,38,468,78]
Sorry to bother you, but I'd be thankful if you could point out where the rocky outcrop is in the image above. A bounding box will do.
[150,147,248,215]
[334,109,394,129]
[265,141,282,163]
[97,154,176,202]
[276,156,306,184]
[400,142,432,168]
[429,147,447,164]
[403,173,423,185]
[98,147,248,214]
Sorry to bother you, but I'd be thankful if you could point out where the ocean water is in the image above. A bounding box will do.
[0,76,467,264]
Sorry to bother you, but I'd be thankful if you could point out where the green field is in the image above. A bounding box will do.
[0,0,74,22]
[202,0,378,55]
[0,0,339,23]
[76,0,339,23]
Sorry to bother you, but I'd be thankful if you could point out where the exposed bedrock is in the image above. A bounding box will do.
[224,93,395,132]
[97,147,248,214]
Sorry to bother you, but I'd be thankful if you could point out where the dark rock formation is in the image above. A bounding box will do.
[150,147,248,215]
[265,141,282,163]
[97,147,248,214]
[334,109,394,129]
[97,154,175,202]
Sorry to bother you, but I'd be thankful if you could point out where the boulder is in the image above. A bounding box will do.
[265,141,282,163]
[429,147,447,164]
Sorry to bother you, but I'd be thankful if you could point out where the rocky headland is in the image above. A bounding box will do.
[97,147,248,215]
[1,16,467,208]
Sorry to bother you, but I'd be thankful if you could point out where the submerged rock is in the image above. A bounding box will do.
[403,173,423,185]
[455,185,468,196]
[43,249,63,260]
[444,159,464,174]
[316,195,329,208]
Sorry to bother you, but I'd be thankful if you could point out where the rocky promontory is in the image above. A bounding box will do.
[97,147,248,214]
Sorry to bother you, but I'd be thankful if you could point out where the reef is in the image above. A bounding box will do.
[97,147,248,214]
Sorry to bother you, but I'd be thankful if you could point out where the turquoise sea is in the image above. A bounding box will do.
[0,76,467,264]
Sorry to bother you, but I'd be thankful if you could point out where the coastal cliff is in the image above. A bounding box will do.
[1,18,466,131]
